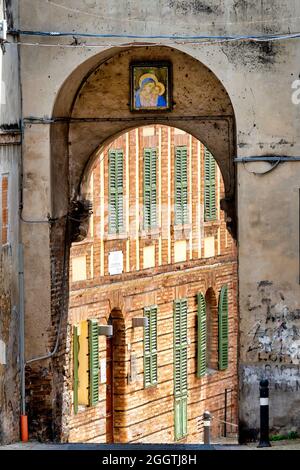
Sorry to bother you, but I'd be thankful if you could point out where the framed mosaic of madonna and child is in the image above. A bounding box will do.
[130,62,172,112]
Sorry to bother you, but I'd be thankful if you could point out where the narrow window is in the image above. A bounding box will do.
[197,292,207,377]
[204,148,216,221]
[174,298,188,440]
[109,149,124,234]
[144,306,158,387]
[218,285,229,370]
[175,146,188,225]
[143,148,157,230]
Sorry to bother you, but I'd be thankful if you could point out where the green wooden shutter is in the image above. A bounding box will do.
[174,299,188,396]
[144,306,158,387]
[175,146,188,225]
[181,395,187,437]
[116,150,124,232]
[174,299,188,440]
[109,150,117,233]
[204,148,216,221]
[150,307,158,384]
[197,292,207,377]
[174,300,181,396]
[174,397,182,440]
[73,326,79,414]
[109,149,124,233]
[143,148,157,229]
[88,319,99,406]
[218,285,229,370]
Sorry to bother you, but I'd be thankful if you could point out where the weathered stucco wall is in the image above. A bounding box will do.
[6,0,300,440]
[0,0,21,444]
[0,146,20,444]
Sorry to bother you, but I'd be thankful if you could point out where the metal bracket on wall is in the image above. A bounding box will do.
[132,317,149,328]
[98,325,113,337]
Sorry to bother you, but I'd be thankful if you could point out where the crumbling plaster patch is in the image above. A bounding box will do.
[244,281,300,365]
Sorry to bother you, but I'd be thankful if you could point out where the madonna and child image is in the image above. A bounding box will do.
[131,63,171,111]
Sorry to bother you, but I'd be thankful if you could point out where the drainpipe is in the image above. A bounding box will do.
[19,243,28,442]
[13,0,28,440]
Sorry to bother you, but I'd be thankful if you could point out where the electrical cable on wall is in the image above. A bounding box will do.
[235,156,300,175]
[242,159,281,176]
[3,28,300,49]
[9,29,300,41]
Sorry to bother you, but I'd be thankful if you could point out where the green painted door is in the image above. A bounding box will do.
[174,299,188,440]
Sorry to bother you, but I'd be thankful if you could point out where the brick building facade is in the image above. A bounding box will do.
[68,125,238,443]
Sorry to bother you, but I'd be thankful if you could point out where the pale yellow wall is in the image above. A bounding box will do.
[143,245,155,269]
[204,237,215,258]
[142,127,155,136]
[72,256,87,282]
[174,240,187,263]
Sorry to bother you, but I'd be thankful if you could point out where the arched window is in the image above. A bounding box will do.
[197,288,219,377]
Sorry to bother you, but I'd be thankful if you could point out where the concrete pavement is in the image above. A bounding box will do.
[1,439,300,450]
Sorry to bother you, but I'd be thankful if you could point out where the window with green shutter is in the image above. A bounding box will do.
[218,285,229,370]
[144,148,157,230]
[175,146,188,225]
[143,306,158,387]
[109,149,124,234]
[204,148,217,221]
[174,299,188,440]
[88,319,99,406]
[73,325,79,414]
[197,292,207,377]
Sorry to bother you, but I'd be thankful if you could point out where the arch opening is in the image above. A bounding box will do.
[50,46,236,236]
[42,45,238,443]
[205,287,218,372]
[67,124,238,443]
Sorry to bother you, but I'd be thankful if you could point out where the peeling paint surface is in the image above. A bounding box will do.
[243,281,300,365]
[240,364,300,434]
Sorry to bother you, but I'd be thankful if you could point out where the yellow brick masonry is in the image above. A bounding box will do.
[68,125,237,443]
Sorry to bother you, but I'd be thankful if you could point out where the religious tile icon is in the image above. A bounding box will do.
[130,62,171,111]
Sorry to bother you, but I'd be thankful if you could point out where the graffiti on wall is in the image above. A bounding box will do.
[246,281,300,364]
[241,364,300,393]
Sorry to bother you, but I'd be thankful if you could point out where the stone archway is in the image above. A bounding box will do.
[44,45,237,441]
[51,46,236,222]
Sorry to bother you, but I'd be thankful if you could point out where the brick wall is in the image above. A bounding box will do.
[67,126,238,443]
[71,125,233,283]
[68,258,237,443]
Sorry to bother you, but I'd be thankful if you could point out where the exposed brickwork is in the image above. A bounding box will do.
[27,216,71,442]
[26,126,238,443]
[66,126,238,443]
[67,257,238,443]
[25,363,53,441]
